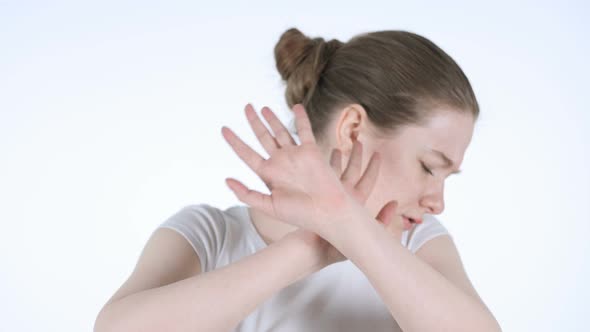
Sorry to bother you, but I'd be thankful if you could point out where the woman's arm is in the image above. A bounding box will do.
[327,204,502,332]
[94,229,323,332]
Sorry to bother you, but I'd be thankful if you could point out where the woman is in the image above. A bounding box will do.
[94,28,501,331]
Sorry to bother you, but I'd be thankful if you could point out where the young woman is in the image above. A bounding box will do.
[95,28,501,331]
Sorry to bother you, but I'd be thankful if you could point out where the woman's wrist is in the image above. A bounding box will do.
[281,229,330,273]
[321,203,375,253]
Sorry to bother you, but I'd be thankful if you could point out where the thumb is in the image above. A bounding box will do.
[375,200,398,226]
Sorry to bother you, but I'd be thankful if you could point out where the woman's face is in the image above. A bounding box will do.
[323,106,475,229]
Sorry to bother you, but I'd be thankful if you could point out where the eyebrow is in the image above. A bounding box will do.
[430,149,462,175]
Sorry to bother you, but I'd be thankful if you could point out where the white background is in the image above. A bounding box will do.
[1,1,588,331]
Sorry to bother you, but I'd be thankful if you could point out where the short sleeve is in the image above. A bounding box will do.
[155,204,227,272]
[406,214,452,254]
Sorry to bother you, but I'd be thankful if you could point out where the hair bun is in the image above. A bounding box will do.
[274,27,343,107]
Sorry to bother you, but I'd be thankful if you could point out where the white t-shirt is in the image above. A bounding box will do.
[156,203,451,332]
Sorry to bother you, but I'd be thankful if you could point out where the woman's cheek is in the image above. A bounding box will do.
[366,180,394,217]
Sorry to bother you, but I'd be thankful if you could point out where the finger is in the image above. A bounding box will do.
[354,151,381,203]
[375,200,398,226]
[329,148,342,175]
[292,104,316,144]
[225,178,275,216]
[341,139,363,184]
[260,106,296,147]
[245,104,279,155]
[221,126,265,174]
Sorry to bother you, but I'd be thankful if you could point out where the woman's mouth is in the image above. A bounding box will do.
[402,216,415,230]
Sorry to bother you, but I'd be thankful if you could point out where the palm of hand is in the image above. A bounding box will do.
[222,103,400,261]
[253,141,350,232]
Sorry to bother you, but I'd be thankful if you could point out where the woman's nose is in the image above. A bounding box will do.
[420,185,445,215]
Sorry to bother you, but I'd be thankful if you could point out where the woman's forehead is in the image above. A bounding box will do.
[378,112,474,157]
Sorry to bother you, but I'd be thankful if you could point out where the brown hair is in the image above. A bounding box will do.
[274,28,479,142]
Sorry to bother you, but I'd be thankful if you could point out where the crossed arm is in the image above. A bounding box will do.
[328,204,503,332]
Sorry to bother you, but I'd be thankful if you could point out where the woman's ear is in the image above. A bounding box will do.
[334,103,368,157]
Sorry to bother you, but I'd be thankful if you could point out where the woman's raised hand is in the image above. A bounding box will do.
[221,103,389,239]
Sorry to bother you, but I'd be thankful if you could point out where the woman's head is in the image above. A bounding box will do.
[274,28,478,224]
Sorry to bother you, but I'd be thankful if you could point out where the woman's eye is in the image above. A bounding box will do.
[421,162,434,176]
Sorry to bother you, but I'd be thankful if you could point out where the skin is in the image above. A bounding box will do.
[249,103,475,246]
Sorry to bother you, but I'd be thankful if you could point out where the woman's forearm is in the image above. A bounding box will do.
[95,232,323,332]
[329,207,502,332]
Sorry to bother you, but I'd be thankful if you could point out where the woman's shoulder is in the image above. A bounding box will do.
[162,202,247,225]
[156,203,255,271]
[404,214,452,254]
